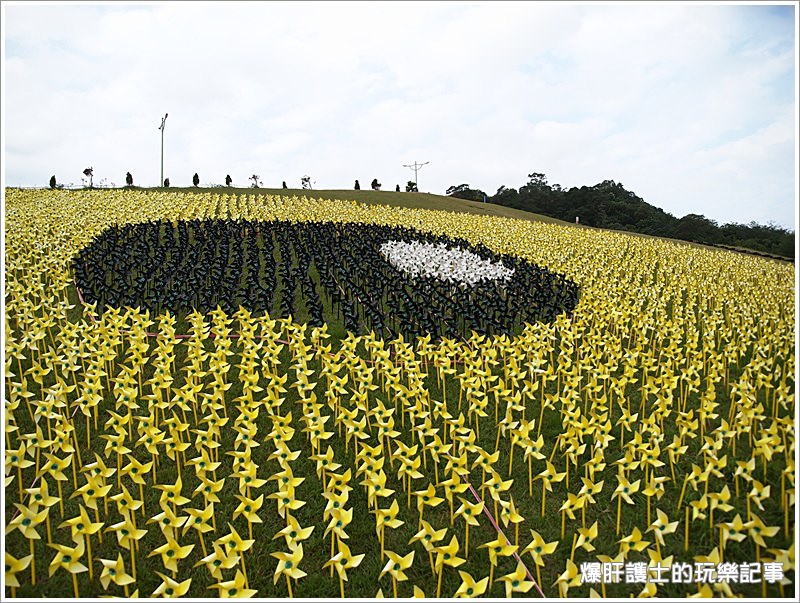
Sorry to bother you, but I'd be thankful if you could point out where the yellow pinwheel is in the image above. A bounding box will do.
[454,570,490,598]
[25,479,60,544]
[194,542,240,581]
[153,570,193,597]
[98,553,135,596]
[233,493,264,539]
[106,514,147,580]
[536,460,565,517]
[372,499,402,556]
[414,482,444,529]
[58,505,103,579]
[120,455,153,506]
[618,526,651,556]
[454,497,483,557]
[48,537,88,597]
[6,441,34,502]
[437,474,469,522]
[746,513,780,561]
[212,568,257,598]
[273,515,315,551]
[38,453,72,516]
[481,534,517,587]
[611,468,640,535]
[574,520,599,556]
[272,543,307,597]
[501,562,535,598]
[194,475,225,509]
[647,508,679,556]
[323,540,365,597]
[498,497,525,547]
[148,503,187,539]
[380,550,415,598]
[5,552,33,597]
[8,502,48,585]
[109,484,144,524]
[434,535,465,597]
[215,523,255,586]
[409,519,448,575]
[156,475,192,514]
[718,513,748,555]
[183,503,215,554]
[523,529,558,590]
[310,444,341,487]
[148,535,194,576]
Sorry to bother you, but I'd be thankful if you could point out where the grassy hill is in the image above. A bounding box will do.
[140,186,570,225]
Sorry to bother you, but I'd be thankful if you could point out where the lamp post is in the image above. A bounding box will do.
[158,113,168,187]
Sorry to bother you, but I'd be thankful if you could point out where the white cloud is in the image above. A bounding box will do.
[2,1,796,228]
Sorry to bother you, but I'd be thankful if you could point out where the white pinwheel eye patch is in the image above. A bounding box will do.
[380,240,514,286]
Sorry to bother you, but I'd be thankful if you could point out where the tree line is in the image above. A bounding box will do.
[446,174,795,259]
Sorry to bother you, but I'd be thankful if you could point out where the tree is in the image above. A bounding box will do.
[126,172,133,186]
[164,178,170,187]
[193,173,200,187]
[354,179,360,190]
[82,167,94,188]
[49,175,56,190]
[226,174,233,186]
[371,178,381,191]
[525,172,549,189]
[446,184,487,203]
[250,174,262,188]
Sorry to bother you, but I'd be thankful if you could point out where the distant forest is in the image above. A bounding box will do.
[446,174,795,260]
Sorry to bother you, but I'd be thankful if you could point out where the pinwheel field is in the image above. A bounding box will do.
[4,188,795,598]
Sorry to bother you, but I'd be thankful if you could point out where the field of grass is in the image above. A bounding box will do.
[4,188,795,598]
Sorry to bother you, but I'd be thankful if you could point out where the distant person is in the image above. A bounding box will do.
[49,175,57,189]
[126,172,133,186]
[282,181,288,189]
[226,174,232,186]
[371,178,381,191]
[396,184,400,192]
[164,178,170,187]
[355,179,360,190]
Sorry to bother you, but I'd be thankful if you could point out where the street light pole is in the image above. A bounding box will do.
[158,113,168,187]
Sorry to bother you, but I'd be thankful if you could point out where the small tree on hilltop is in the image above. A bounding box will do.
[250,174,262,188]
[82,167,94,188]
[193,173,200,187]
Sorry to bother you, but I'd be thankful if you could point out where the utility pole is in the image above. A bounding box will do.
[403,160,429,190]
[158,113,168,187]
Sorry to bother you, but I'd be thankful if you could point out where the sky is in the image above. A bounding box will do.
[2,1,797,229]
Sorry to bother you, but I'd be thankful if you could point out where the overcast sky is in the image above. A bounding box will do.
[3,1,797,228]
